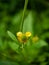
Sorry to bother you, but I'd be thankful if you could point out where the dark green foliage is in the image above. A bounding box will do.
[0,0,49,65]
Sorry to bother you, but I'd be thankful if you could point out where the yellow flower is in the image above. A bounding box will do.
[32,36,39,43]
[16,32,23,37]
[16,32,22,42]
[25,32,31,38]
[16,32,31,43]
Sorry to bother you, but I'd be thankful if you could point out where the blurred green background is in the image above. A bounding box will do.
[0,0,49,65]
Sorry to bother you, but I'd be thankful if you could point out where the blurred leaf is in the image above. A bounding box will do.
[40,62,47,65]
[0,38,3,50]
[40,32,49,40]
[41,10,49,29]
[33,40,47,48]
[12,10,22,25]
[38,55,46,62]
[0,39,7,50]
[23,11,36,34]
[0,61,19,65]
[9,41,19,53]
[7,31,17,42]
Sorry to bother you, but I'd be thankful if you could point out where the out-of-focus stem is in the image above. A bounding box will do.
[20,0,28,32]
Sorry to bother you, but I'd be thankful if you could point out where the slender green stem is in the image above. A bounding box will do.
[20,0,28,32]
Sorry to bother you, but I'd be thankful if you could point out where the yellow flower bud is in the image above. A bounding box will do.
[32,36,39,43]
[25,32,31,38]
[16,32,23,37]
[16,32,22,42]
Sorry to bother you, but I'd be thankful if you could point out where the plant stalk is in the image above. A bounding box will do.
[20,0,28,32]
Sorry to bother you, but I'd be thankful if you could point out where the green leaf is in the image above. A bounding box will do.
[0,61,19,65]
[0,39,7,50]
[23,11,36,34]
[33,40,48,48]
[9,41,19,53]
[38,55,46,62]
[7,31,17,42]
[40,62,48,65]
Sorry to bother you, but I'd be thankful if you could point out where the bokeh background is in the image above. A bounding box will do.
[0,0,49,65]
